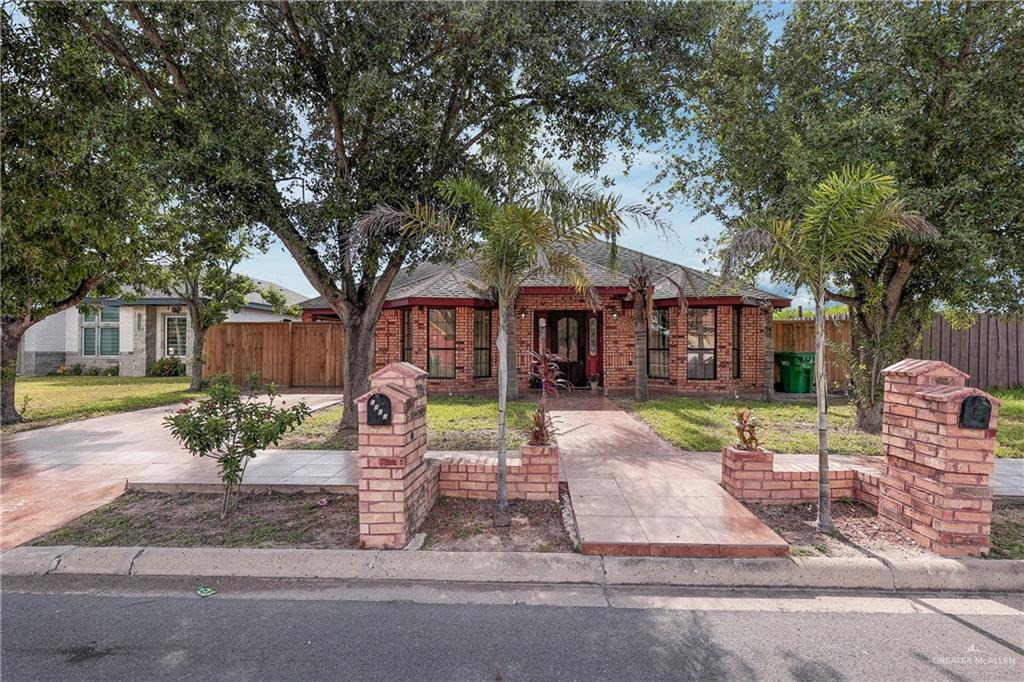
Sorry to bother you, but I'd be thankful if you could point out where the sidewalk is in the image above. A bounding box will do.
[551,395,788,558]
[0,393,341,549]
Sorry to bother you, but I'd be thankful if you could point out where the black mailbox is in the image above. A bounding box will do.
[959,396,991,429]
[367,393,392,426]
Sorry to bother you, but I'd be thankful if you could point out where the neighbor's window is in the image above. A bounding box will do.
[732,307,742,379]
[647,308,670,379]
[427,308,456,378]
[401,308,413,363]
[473,309,492,378]
[686,308,716,380]
[165,316,188,357]
[81,306,120,356]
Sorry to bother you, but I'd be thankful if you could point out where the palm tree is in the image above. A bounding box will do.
[358,166,660,525]
[720,166,936,532]
[628,256,700,402]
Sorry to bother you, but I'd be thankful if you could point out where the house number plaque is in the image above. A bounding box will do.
[367,394,392,426]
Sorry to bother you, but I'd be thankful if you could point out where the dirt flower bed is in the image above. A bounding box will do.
[746,500,933,560]
[420,496,574,553]
[31,491,360,549]
[990,502,1024,559]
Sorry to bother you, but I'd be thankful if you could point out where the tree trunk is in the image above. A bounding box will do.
[504,301,518,401]
[814,290,833,532]
[1,324,25,425]
[495,296,511,527]
[190,324,206,391]
[339,318,375,431]
[762,302,776,403]
[634,299,648,401]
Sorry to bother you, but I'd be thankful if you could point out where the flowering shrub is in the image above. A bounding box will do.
[164,374,310,516]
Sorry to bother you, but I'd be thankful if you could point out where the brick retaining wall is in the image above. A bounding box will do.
[433,445,560,501]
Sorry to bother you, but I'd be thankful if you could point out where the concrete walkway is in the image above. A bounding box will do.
[0,393,340,550]
[550,395,789,558]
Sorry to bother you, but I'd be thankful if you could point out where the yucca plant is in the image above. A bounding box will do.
[356,165,660,525]
[720,165,936,531]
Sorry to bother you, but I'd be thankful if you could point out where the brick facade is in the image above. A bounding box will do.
[877,359,1000,557]
[371,292,768,395]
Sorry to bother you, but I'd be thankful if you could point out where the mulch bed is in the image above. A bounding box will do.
[31,491,361,549]
[746,500,933,560]
[420,496,574,553]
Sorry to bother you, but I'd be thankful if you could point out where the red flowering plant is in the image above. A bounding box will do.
[528,351,571,446]
[164,373,310,517]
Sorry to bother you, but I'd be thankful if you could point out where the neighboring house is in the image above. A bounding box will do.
[17,279,307,377]
[301,242,791,394]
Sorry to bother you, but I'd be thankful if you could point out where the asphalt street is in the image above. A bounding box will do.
[2,577,1022,681]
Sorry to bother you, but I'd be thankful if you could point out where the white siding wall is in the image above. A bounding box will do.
[65,307,79,352]
[226,309,295,323]
[119,305,135,353]
[22,308,72,352]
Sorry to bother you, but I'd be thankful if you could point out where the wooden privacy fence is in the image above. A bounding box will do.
[772,316,852,390]
[773,313,1024,391]
[203,322,344,388]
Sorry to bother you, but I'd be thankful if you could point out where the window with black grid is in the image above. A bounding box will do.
[687,307,716,380]
[427,308,456,378]
[473,309,492,377]
[647,308,670,379]
[401,308,413,363]
[732,307,742,379]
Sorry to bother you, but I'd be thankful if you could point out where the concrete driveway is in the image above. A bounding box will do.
[0,392,340,550]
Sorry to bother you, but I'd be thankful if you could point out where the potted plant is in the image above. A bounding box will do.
[588,372,601,393]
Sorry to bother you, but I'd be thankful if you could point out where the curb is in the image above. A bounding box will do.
[2,546,1022,592]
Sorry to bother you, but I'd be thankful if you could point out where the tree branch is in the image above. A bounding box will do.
[75,13,162,106]
[126,3,190,103]
[276,0,350,180]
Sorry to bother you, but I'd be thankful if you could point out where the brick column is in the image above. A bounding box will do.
[357,362,438,549]
[879,359,1001,556]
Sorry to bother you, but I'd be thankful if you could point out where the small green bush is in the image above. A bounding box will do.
[104,364,120,376]
[164,374,310,516]
[149,356,185,377]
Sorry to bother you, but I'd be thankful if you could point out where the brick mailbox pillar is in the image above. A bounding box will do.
[879,359,1001,556]
[356,362,439,549]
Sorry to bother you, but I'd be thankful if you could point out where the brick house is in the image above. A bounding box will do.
[300,242,790,395]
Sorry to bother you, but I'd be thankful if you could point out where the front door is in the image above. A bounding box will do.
[548,311,587,387]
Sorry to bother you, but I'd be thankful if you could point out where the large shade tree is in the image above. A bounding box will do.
[665,1,1024,430]
[44,1,718,430]
[1,8,160,424]
[361,167,659,525]
[720,166,936,532]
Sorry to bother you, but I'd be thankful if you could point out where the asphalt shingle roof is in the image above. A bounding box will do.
[300,241,786,308]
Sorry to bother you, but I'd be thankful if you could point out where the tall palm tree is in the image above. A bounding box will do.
[358,167,660,525]
[720,166,936,531]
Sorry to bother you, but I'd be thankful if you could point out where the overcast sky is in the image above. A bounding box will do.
[237,4,799,304]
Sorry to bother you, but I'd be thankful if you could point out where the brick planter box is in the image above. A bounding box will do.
[436,444,560,501]
[721,445,879,508]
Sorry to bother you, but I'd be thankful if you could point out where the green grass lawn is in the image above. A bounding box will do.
[6,375,201,432]
[623,387,1024,458]
[278,396,536,451]
[993,387,1024,459]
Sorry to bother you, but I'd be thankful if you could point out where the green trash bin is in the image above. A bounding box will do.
[776,351,815,393]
